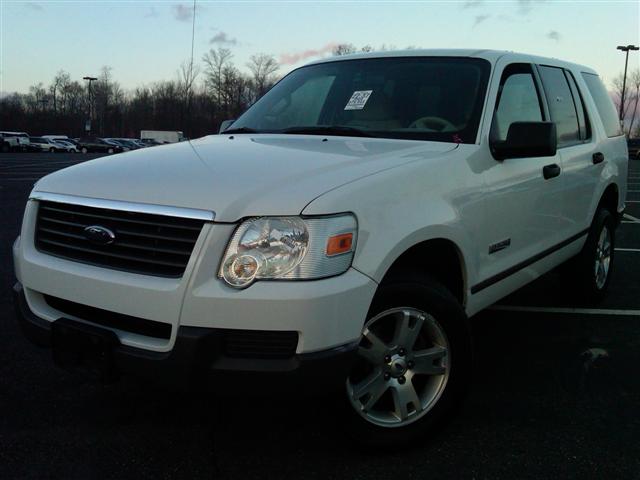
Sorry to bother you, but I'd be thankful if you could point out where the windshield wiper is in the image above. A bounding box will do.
[222,126,260,134]
[278,125,376,138]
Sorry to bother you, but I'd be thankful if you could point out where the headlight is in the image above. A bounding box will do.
[220,214,357,288]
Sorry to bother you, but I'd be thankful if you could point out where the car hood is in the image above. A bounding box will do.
[34,134,457,222]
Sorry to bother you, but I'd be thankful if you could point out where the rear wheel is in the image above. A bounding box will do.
[565,208,615,302]
[343,276,472,448]
[107,148,114,154]
[81,147,88,154]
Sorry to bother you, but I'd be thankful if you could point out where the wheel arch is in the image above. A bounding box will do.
[379,237,468,307]
[597,183,619,217]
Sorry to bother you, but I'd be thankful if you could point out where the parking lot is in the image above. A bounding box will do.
[1,152,639,479]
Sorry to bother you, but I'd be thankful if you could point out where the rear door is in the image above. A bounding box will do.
[537,65,596,236]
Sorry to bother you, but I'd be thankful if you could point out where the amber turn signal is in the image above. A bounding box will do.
[326,233,353,256]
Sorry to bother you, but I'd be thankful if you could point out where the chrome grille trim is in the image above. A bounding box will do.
[29,191,215,221]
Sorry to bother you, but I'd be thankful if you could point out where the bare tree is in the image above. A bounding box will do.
[333,44,357,56]
[202,47,234,107]
[612,72,635,125]
[626,70,640,136]
[247,53,279,98]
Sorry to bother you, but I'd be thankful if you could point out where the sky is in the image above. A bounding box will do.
[1,0,639,94]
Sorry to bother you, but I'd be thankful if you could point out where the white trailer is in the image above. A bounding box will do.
[140,130,185,144]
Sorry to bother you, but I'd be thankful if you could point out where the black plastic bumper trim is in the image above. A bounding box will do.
[13,283,358,391]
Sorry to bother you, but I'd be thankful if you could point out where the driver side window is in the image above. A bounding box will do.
[492,66,543,142]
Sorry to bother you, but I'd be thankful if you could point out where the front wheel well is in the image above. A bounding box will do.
[381,239,466,305]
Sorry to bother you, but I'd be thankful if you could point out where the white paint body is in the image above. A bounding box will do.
[13,50,628,354]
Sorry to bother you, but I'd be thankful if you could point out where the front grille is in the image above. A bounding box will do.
[44,295,172,339]
[35,201,205,277]
[222,330,299,359]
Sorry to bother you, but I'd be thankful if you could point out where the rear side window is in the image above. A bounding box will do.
[538,66,580,147]
[564,71,590,140]
[581,73,623,138]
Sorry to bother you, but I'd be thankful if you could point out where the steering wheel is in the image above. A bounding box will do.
[408,116,457,132]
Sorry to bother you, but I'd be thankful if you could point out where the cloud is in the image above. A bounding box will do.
[172,4,193,22]
[546,30,561,42]
[25,2,43,10]
[473,14,490,27]
[279,42,339,65]
[144,7,158,18]
[517,0,546,15]
[209,31,238,46]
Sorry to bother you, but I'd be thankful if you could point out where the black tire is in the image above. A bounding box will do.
[107,148,114,154]
[81,147,88,154]
[342,275,472,449]
[566,208,615,303]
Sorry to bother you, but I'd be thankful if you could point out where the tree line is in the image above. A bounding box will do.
[0,48,280,139]
[2,44,639,138]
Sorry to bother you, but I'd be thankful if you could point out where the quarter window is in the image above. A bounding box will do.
[582,73,623,138]
[538,66,580,147]
[492,65,543,142]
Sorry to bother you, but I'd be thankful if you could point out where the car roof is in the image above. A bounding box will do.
[306,49,598,75]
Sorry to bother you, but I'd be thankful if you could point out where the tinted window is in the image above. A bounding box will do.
[564,71,590,140]
[539,66,580,146]
[582,73,623,138]
[232,57,491,143]
[492,69,543,142]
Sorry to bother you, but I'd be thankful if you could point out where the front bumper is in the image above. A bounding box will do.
[13,282,360,392]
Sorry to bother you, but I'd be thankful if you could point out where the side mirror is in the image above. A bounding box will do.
[218,119,235,134]
[491,121,557,161]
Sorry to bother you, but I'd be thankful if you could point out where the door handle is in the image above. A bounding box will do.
[592,152,605,164]
[543,163,561,180]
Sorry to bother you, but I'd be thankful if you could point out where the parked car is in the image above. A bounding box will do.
[29,137,64,152]
[76,137,123,154]
[52,140,78,153]
[1,131,30,152]
[12,50,628,447]
[628,138,640,159]
[104,139,131,152]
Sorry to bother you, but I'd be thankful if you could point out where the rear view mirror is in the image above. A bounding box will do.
[218,119,235,134]
[491,121,557,160]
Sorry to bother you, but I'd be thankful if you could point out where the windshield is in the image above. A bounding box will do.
[231,57,490,143]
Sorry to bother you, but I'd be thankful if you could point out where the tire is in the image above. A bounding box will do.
[81,147,88,154]
[342,275,472,448]
[565,208,615,303]
[1,143,9,153]
[107,148,114,154]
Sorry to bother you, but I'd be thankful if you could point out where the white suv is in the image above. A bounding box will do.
[12,50,628,446]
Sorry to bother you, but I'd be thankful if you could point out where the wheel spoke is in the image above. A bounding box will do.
[412,346,447,375]
[391,382,422,420]
[351,369,388,410]
[358,328,388,365]
[393,310,424,350]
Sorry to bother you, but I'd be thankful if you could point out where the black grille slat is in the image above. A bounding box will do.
[35,200,206,277]
[44,295,171,339]
[222,330,299,359]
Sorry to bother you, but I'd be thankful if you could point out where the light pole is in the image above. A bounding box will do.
[616,45,639,126]
[83,76,98,134]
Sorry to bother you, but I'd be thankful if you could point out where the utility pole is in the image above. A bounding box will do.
[83,76,98,135]
[616,45,639,129]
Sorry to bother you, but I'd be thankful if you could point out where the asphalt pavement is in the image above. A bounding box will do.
[1,152,639,479]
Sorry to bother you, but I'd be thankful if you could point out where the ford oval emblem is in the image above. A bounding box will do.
[83,225,116,245]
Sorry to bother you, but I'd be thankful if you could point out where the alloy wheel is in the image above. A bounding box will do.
[594,225,611,290]
[347,307,450,428]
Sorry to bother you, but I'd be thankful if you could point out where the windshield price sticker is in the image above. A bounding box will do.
[344,90,373,110]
